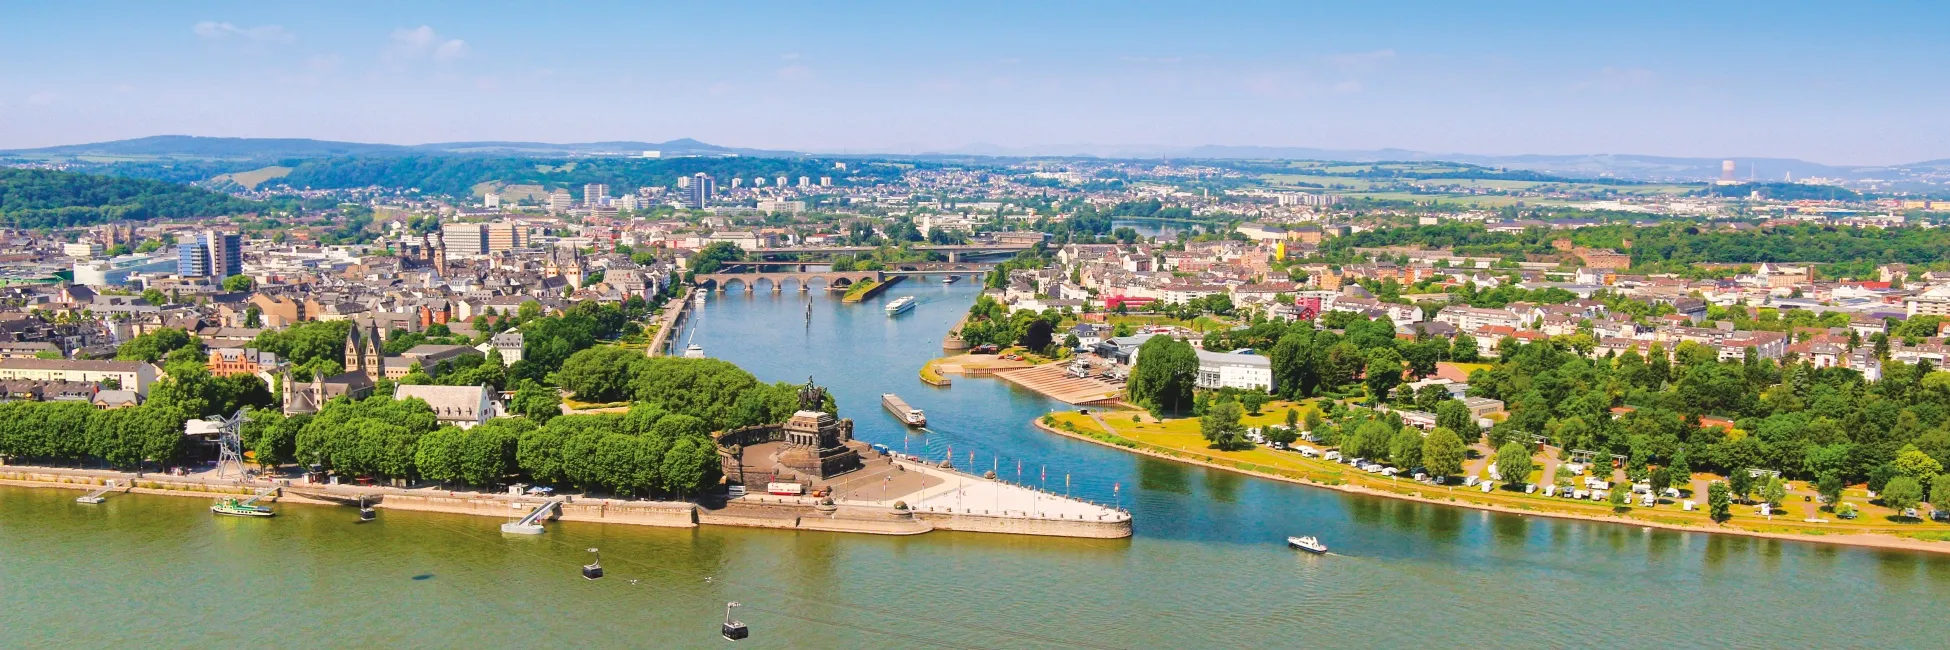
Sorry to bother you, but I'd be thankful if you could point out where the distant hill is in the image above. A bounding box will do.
[0,167,262,229]
[0,135,800,161]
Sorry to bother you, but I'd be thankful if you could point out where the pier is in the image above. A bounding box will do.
[646,287,694,357]
[75,479,121,504]
[501,499,560,534]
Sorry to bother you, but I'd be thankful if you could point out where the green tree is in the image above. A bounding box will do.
[1707,482,1732,522]
[1495,442,1534,488]
[1729,470,1755,504]
[221,274,254,292]
[1364,347,1404,401]
[1931,473,1950,516]
[1128,336,1198,417]
[1389,426,1423,469]
[1882,476,1924,515]
[1609,482,1630,511]
[116,328,195,363]
[512,381,562,424]
[1817,471,1845,510]
[1422,427,1466,478]
[1200,401,1247,451]
[1761,475,1788,508]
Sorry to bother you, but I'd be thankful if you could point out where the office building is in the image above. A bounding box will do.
[754,176,767,187]
[730,177,742,189]
[583,183,609,207]
[797,176,810,188]
[683,173,715,209]
[76,253,177,286]
[548,189,573,213]
[819,177,832,187]
[483,193,501,208]
[486,223,523,252]
[776,176,787,188]
[441,223,488,256]
[177,241,209,277]
[64,242,104,258]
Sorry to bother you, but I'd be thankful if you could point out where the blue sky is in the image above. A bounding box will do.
[1,1,1945,164]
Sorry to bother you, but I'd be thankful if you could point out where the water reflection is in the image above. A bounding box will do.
[1138,458,1191,495]
[1201,468,1242,503]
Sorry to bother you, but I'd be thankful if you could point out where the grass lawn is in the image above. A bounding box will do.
[1044,407,1950,541]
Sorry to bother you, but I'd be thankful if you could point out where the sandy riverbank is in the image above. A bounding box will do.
[1030,419,1950,556]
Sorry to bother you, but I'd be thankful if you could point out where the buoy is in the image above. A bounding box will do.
[721,601,749,641]
[582,548,604,580]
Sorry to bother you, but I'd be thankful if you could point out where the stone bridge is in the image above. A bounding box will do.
[695,270,883,293]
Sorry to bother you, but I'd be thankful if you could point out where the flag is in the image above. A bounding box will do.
[1114,482,1120,495]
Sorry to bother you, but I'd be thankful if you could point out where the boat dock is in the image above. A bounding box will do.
[501,499,561,534]
[882,393,927,427]
[75,479,122,504]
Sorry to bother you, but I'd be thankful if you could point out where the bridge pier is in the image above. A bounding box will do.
[948,251,959,263]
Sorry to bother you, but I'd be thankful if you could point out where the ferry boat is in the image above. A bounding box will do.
[943,275,961,284]
[881,393,926,427]
[885,296,917,314]
[1287,535,1327,554]
[211,497,275,517]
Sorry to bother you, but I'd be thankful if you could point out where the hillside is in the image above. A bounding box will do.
[0,135,799,161]
[271,155,898,197]
[0,168,262,229]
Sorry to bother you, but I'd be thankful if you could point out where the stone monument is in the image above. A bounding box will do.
[776,377,861,479]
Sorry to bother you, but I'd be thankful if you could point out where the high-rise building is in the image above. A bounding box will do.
[797,176,810,188]
[484,193,501,208]
[583,183,609,207]
[730,177,742,189]
[616,194,642,211]
[177,242,209,277]
[754,177,767,187]
[204,229,241,278]
[683,173,715,209]
[677,176,690,189]
[441,223,487,256]
[548,189,573,212]
[776,176,787,188]
[819,177,832,187]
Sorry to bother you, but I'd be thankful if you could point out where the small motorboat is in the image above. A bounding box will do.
[1287,536,1327,554]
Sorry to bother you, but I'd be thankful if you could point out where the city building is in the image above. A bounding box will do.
[548,189,574,213]
[441,223,488,256]
[175,230,241,279]
[684,173,715,209]
[394,384,498,429]
[0,359,161,395]
[1195,349,1274,392]
[583,183,608,207]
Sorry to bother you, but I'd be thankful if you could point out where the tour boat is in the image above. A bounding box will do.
[1287,535,1327,554]
[885,296,917,314]
[211,497,275,517]
[683,344,706,358]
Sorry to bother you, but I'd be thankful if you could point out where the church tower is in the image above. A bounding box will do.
[363,322,387,382]
[344,324,365,375]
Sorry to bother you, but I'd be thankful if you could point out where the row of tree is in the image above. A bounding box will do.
[552,347,827,431]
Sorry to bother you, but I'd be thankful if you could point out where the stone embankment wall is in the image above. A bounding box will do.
[377,493,698,528]
[2,469,257,497]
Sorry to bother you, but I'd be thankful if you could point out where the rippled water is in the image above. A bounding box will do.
[5,281,1948,649]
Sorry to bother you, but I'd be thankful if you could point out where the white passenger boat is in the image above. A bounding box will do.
[1287,536,1327,554]
[885,296,917,314]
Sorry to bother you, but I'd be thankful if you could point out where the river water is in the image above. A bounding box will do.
[6,280,1948,649]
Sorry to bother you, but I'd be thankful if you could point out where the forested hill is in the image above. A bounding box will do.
[0,168,262,229]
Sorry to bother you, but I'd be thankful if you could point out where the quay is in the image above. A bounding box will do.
[645,287,695,357]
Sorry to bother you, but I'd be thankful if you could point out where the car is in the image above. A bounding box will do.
[971,344,1000,354]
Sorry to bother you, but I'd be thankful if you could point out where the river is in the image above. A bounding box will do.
[5,281,1948,649]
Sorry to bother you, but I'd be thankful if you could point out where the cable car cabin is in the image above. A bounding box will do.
[359,507,376,522]
[582,563,604,580]
[722,621,748,641]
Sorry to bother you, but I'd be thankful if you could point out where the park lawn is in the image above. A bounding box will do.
[1047,409,1950,541]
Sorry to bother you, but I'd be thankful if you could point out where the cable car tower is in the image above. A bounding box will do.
[186,408,251,480]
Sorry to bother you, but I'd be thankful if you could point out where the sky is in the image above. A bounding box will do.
[1,1,1946,165]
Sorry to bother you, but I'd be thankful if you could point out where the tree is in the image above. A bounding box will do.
[221,274,254,292]
[1018,318,1055,353]
[1200,401,1247,451]
[1729,470,1754,504]
[1609,482,1630,511]
[511,381,562,424]
[1422,427,1466,478]
[1647,467,1671,504]
[1128,336,1198,417]
[1364,347,1404,401]
[555,346,646,403]
[1435,400,1477,440]
[1932,473,1950,516]
[116,328,194,363]
[1495,442,1534,488]
[1882,476,1924,515]
[1893,445,1944,483]
[1817,471,1845,510]
[1761,475,1788,508]
[1389,426,1423,469]
[1450,332,1480,363]
[1707,482,1732,522]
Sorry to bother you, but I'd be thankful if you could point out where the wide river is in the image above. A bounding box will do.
[6,281,1947,648]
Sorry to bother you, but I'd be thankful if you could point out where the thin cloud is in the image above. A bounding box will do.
[388,26,469,63]
[27,91,58,105]
[305,54,343,73]
[1329,49,1396,68]
[192,21,295,43]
